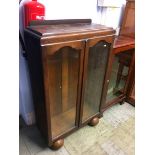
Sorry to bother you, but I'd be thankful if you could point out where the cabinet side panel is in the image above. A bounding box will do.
[24,31,48,140]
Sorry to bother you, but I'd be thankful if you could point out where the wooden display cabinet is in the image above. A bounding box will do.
[24,19,115,149]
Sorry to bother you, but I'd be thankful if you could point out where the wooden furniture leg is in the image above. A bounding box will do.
[120,99,125,105]
[50,139,64,150]
[88,117,99,126]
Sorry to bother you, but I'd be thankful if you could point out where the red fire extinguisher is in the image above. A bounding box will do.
[24,0,45,27]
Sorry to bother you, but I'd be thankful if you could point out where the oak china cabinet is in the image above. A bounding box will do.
[24,19,115,149]
[101,0,135,111]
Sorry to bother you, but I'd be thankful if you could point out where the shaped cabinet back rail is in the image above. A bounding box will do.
[24,19,115,150]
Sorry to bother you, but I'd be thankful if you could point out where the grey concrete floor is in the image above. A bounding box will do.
[19,103,135,155]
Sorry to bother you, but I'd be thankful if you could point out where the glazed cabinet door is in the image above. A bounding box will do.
[103,49,134,109]
[42,40,84,141]
[80,36,114,124]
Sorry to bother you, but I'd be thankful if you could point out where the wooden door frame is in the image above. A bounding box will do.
[79,35,115,126]
[41,40,85,144]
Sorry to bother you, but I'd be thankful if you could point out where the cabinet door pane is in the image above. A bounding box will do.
[82,41,110,122]
[47,46,80,138]
[106,51,132,102]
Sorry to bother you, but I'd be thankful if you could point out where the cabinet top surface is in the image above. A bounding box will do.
[113,36,135,49]
[26,21,114,37]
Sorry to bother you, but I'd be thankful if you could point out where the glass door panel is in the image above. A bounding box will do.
[47,46,80,138]
[106,51,132,102]
[82,41,110,122]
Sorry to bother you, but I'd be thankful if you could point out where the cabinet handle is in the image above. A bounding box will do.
[107,80,109,83]
[104,44,107,47]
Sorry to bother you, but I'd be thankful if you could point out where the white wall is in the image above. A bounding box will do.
[19,0,37,125]
[19,0,125,125]
[38,0,125,28]
[39,0,99,22]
